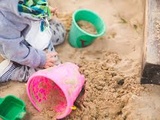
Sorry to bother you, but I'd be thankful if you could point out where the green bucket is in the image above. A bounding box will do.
[0,95,26,120]
[68,9,106,48]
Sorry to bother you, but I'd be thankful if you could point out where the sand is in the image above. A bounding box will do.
[1,0,160,119]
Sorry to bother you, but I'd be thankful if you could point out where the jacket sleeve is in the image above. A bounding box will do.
[0,15,46,68]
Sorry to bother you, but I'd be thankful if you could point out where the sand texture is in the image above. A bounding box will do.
[1,0,160,120]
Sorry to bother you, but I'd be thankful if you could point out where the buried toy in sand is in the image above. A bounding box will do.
[26,62,85,119]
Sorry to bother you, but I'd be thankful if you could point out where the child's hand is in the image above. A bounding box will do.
[49,6,58,15]
[43,51,58,68]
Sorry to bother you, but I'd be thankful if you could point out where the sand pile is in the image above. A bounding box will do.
[64,51,145,120]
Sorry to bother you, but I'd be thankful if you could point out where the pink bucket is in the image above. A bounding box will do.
[26,62,85,119]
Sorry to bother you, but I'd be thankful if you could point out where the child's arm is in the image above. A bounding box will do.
[0,20,46,68]
[0,38,46,68]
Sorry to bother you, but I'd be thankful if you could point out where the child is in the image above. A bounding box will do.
[0,0,66,82]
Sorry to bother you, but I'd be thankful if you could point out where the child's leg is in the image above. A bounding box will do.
[49,19,66,46]
[10,63,36,82]
[0,60,36,82]
[46,19,66,65]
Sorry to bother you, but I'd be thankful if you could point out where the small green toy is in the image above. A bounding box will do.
[0,95,26,120]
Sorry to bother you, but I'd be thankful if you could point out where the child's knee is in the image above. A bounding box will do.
[50,19,66,45]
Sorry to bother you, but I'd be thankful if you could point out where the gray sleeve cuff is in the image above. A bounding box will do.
[38,50,46,68]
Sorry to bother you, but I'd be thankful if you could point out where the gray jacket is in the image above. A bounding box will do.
[0,0,46,68]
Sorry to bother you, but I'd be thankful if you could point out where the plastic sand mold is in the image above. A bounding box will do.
[0,95,26,120]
